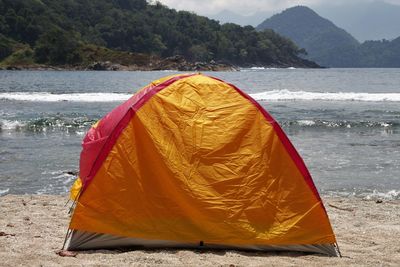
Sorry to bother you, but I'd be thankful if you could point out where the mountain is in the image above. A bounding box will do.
[357,37,400,67]
[0,0,317,69]
[256,6,360,67]
[315,1,400,42]
[209,9,272,27]
[256,5,400,67]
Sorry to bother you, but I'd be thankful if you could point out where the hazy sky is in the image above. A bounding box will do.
[157,0,400,15]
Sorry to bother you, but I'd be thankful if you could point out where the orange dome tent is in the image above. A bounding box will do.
[64,73,339,256]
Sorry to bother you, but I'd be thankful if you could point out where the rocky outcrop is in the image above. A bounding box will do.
[86,61,121,71]
[151,55,238,71]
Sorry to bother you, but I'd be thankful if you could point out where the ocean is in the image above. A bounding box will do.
[1,69,399,199]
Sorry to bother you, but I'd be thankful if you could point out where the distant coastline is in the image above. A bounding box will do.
[0,55,321,72]
[0,1,322,73]
[0,58,237,72]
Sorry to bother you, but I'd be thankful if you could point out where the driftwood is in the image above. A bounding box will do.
[328,203,354,212]
[0,231,16,237]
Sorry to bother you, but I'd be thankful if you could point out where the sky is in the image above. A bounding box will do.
[156,0,400,16]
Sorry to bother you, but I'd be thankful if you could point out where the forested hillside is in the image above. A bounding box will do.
[0,0,317,69]
[257,6,360,67]
[315,1,400,42]
[357,37,400,67]
[257,6,400,67]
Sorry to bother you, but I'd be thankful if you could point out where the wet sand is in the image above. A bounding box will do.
[0,195,399,266]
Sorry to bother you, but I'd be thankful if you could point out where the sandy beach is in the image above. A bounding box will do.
[0,195,398,266]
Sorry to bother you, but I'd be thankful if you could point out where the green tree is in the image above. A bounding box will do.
[34,29,82,65]
[0,0,314,67]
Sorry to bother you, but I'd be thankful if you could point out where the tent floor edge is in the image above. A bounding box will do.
[65,230,339,257]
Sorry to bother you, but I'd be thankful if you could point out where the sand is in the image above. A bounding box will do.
[0,195,399,266]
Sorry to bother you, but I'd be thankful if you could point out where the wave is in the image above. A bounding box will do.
[242,67,278,71]
[0,92,132,102]
[0,188,10,196]
[1,117,397,133]
[325,189,400,200]
[241,67,295,71]
[2,90,400,102]
[0,117,96,133]
[362,190,400,200]
[250,89,400,102]
[36,171,77,195]
[0,120,25,131]
[280,119,399,129]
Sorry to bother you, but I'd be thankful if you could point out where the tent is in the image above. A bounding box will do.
[64,73,339,256]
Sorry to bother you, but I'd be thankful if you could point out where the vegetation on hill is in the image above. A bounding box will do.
[315,1,400,42]
[256,6,360,67]
[0,0,317,69]
[357,37,400,68]
[257,6,400,67]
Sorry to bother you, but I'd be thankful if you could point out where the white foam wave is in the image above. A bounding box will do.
[241,67,277,71]
[2,90,400,102]
[76,131,86,136]
[0,119,25,130]
[0,188,10,196]
[0,92,132,102]
[249,89,400,102]
[363,190,400,200]
[297,120,316,126]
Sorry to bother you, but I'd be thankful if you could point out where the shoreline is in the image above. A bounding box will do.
[0,194,399,266]
[0,57,322,72]
[0,65,317,71]
[0,63,239,72]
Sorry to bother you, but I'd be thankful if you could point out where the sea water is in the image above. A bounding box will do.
[0,69,399,199]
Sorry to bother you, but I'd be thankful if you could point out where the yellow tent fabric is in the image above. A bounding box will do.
[65,74,338,256]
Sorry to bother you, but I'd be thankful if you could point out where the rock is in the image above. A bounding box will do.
[65,171,78,176]
[6,66,21,70]
[152,55,237,71]
[86,61,122,71]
